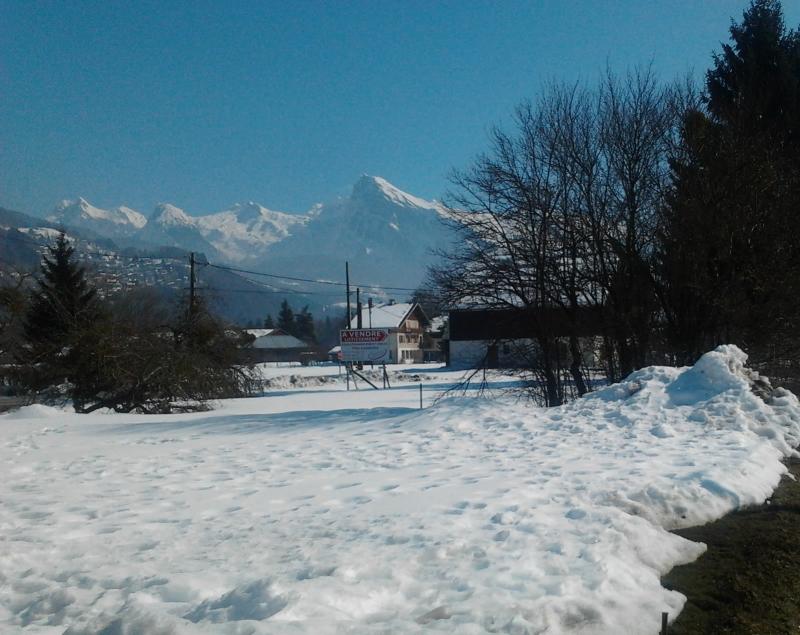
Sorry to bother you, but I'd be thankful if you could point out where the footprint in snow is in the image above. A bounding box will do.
[333,482,361,490]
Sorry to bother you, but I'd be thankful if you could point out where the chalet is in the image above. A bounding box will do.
[446,307,603,369]
[242,328,311,363]
[348,302,430,364]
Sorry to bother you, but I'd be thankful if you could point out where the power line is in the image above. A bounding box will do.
[205,262,420,293]
[196,286,344,298]
[2,229,429,299]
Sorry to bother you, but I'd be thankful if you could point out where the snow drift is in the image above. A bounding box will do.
[1,345,799,634]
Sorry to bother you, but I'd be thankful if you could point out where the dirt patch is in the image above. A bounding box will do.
[662,458,800,634]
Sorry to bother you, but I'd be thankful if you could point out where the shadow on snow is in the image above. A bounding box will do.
[100,406,419,437]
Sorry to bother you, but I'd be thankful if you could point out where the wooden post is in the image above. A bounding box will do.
[345,261,351,329]
[350,367,377,389]
[419,383,423,409]
[355,289,362,369]
[661,612,668,635]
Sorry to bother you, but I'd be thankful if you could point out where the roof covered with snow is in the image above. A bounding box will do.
[246,328,308,349]
[246,329,277,338]
[348,302,417,329]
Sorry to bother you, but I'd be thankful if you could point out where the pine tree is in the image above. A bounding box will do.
[277,299,295,334]
[24,233,97,346]
[707,0,800,157]
[264,314,275,329]
[659,0,800,362]
[20,232,102,388]
[295,305,316,343]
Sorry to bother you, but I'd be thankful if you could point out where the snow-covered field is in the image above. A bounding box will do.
[2,347,800,634]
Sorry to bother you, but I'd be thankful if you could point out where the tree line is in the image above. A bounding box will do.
[431,0,800,404]
[263,299,317,344]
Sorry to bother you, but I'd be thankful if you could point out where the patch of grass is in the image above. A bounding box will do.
[662,460,800,634]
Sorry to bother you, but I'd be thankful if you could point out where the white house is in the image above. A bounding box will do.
[348,302,429,363]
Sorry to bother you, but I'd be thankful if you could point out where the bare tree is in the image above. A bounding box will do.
[597,67,676,376]
[432,69,680,402]
[432,100,575,405]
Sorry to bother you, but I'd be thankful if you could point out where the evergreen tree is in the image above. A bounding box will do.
[295,305,316,343]
[707,0,800,157]
[24,233,98,348]
[264,314,275,329]
[20,233,102,389]
[659,0,800,363]
[277,299,295,334]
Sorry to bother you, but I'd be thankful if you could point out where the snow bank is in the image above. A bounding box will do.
[2,403,68,419]
[1,345,799,634]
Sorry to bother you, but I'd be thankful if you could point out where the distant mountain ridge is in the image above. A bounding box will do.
[49,198,147,239]
[44,176,455,291]
[2,177,455,323]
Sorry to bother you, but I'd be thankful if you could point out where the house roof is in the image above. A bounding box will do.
[448,307,604,341]
[246,328,278,338]
[348,302,419,329]
[246,328,308,349]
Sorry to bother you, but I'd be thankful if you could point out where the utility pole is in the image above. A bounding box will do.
[189,251,196,318]
[345,261,351,330]
[356,288,362,328]
[368,297,373,328]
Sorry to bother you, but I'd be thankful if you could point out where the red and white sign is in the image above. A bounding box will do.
[340,328,391,362]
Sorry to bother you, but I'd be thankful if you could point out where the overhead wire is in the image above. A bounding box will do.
[1,228,439,301]
[205,262,421,293]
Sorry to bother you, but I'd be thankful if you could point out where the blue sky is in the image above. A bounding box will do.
[3,1,799,217]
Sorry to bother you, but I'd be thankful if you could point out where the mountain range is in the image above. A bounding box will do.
[47,176,455,293]
[3,176,456,323]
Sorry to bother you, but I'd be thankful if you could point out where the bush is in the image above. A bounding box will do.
[70,291,258,413]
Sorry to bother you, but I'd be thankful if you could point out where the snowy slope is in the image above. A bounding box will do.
[2,346,800,634]
[257,175,454,291]
[45,176,455,295]
[48,198,147,238]
[195,202,308,262]
[45,175,453,295]
[138,203,222,259]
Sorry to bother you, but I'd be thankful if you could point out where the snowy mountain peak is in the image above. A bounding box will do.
[114,206,147,228]
[151,203,194,227]
[53,197,104,219]
[352,175,436,210]
[49,198,147,230]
